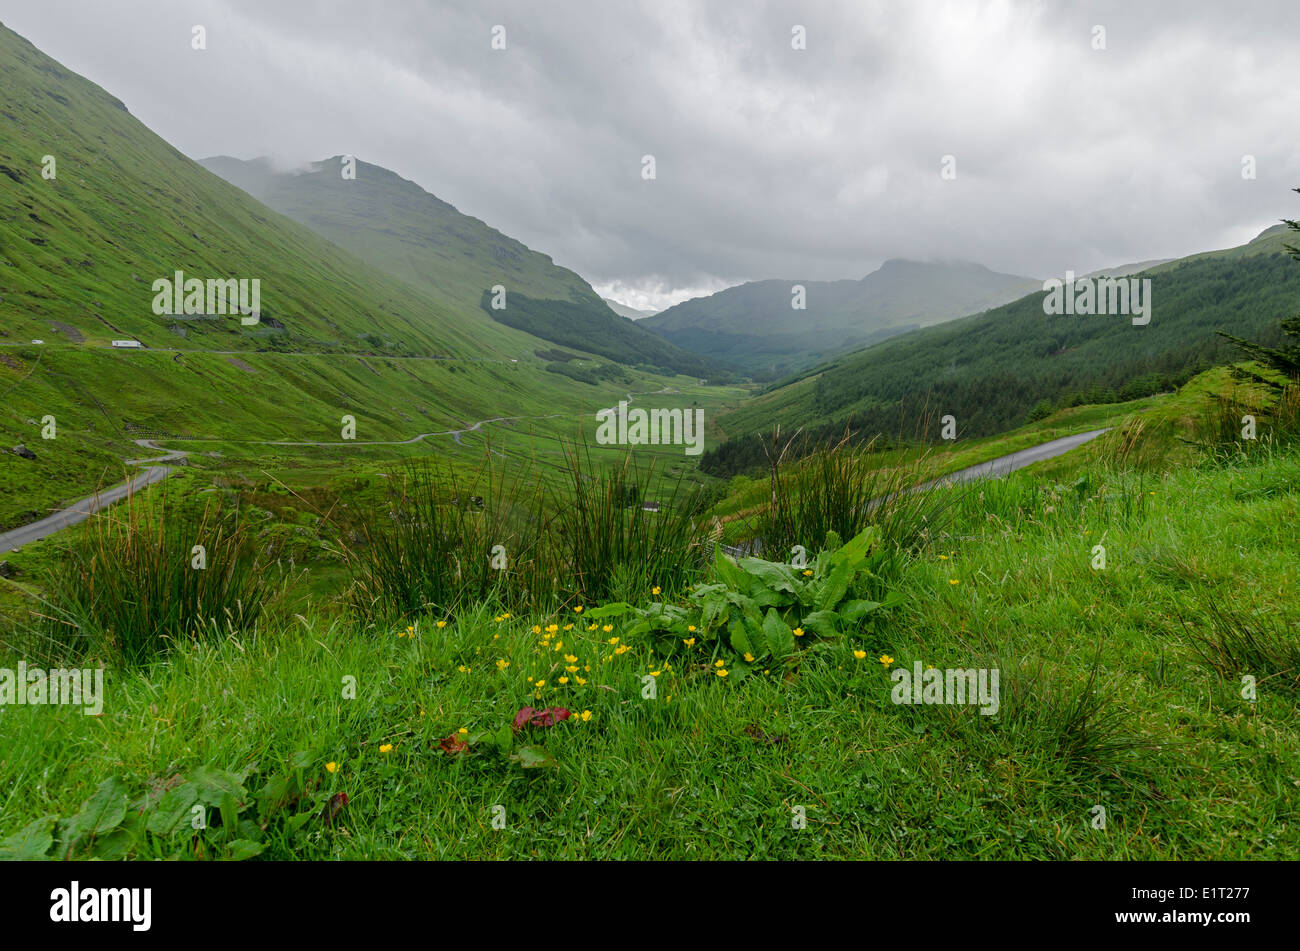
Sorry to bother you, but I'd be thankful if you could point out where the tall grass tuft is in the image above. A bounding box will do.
[548,444,712,604]
[1177,599,1300,696]
[754,431,957,572]
[23,487,273,666]
[348,455,549,621]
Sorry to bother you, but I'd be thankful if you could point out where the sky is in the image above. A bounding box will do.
[4,0,1298,312]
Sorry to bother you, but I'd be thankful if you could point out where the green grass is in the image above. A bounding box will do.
[3,426,1296,858]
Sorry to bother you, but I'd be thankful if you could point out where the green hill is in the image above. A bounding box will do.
[704,224,1300,475]
[639,259,1040,378]
[198,155,718,379]
[0,22,723,527]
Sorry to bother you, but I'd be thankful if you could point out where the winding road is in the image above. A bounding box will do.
[719,427,1112,557]
[0,415,558,555]
[0,425,1112,558]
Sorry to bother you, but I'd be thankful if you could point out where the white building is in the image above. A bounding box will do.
[111,340,143,349]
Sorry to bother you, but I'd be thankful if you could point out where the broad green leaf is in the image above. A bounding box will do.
[189,765,248,807]
[749,584,787,608]
[510,745,557,769]
[87,825,137,860]
[728,616,756,658]
[150,782,201,836]
[0,815,56,860]
[738,558,799,594]
[763,607,796,658]
[288,750,313,770]
[713,546,746,589]
[585,602,634,618]
[225,838,265,861]
[817,557,854,611]
[840,599,882,624]
[65,777,128,844]
[835,527,878,569]
[700,590,729,631]
[219,792,240,839]
[800,610,841,638]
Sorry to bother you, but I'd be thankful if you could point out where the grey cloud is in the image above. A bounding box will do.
[5,0,1298,310]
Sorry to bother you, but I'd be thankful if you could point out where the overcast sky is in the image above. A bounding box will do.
[5,0,1298,311]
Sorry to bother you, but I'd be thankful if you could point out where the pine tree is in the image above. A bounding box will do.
[1216,187,1300,384]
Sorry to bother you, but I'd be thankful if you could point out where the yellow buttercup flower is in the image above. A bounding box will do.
[576,677,587,685]
[566,665,579,673]
[574,606,584,613]
[457,665,469,673]
[580,710,593,721]
[879,654,894,667]
[716,669,729,678]
[546,624,559,634]
[325,762,337,773]
[532,625,542,634]
[564,654,578,663]
[949,579,960,585]
[715,659,725,668]
[437,619,448,628]
[853,649,867,659]
[497,659,510,670]
[457,727,468,734]
[802,569,813,576]
[683,637,695,647]
[379,744,393,754]
[743,652,755,662]
[651,586,661,595]
[603,624,614,634]
[559,676,570,685]
[563,624,574,631]
[535,679,546,687]
[607,636,619,645]
[793,627,805,637]
[614,644,630,655]
[649,670,661,677]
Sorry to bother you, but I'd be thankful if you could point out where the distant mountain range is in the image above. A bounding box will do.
[639,259,1041,378]
[703,223,1299,474]
[199,155,717,378]
[602,298,658,321]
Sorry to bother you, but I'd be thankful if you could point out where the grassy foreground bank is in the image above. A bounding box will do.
[1,439,1296,859]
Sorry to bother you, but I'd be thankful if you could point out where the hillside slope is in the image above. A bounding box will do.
[0,23,711,525]
[705,224,1300,474]
[640,259,1039,378]
[199,155,716,378]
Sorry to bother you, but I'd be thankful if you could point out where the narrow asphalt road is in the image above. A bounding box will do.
[0,462,172,554]
[0,415,562,554]
[720,427,1112,558]
[2,425,1111,558]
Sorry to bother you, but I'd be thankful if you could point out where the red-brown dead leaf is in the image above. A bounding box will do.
[321,791,348,825]
[511,706,571,731]
[440,733,470,754]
